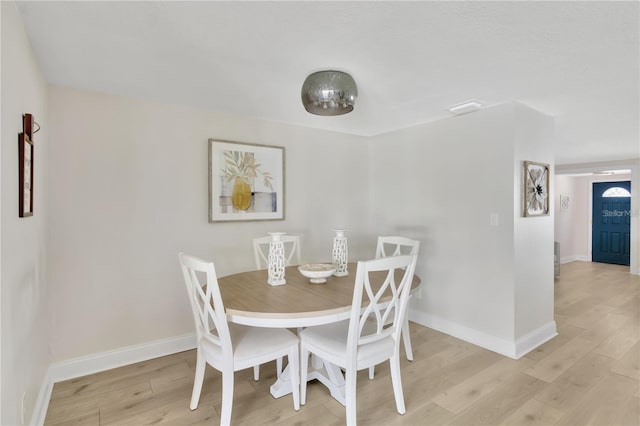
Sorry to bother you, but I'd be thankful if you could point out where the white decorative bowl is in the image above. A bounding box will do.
[298,263,337,284]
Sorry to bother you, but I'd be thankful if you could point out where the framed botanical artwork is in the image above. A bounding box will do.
[19,132,34,217]
[523,160,549,217]
[208,139,285,222]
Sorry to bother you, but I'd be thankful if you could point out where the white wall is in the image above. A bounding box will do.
[44,93,558,378]
[513,104,555,340]
[1,2,51,424]
[46,86,370,362]
[370,102,555,357]
[554,174,578,260]
[571,176,592,260]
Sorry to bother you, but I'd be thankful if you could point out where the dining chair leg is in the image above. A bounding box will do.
[300,345,309,406]
[190,351,206,410]
[345,368,358,426]
[276,357,283,378]
[289,346,300,410]
[253,365,260,381]
[368,318,412,380]
[220,371,234,426]
[402,318,413,361]
[368,366,375,380]
[389,355,406,415]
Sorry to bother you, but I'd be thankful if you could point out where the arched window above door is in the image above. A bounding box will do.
[602,187,631,197]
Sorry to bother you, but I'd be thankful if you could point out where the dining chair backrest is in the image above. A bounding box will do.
[369,236,419,374]
[253,235,301,269]
[346,255,418,367]
[179,253,232,365]
[375,236,420,258]
[179,253,301,423]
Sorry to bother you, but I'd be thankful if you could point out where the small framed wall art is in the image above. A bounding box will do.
[19,132,34,217]
[208,139,285,222]
[523,160,549,217]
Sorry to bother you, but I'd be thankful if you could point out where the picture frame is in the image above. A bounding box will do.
[523,160,549,217]
[19,132,34,217]
[208,139,285,222]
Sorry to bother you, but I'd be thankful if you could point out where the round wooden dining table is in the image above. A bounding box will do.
[217,262,421,404]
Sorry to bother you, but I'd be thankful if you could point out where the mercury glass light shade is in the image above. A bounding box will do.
[301,70,358,116]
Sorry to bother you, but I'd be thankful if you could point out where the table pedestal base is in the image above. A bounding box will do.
[270,355,346,406]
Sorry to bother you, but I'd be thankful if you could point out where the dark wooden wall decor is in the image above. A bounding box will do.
[19,113,35,217]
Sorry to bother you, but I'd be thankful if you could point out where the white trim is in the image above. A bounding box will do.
[30,370,54,426]
[30,333,196,426]
[48,333,196,383]
[514,321,558,359]
[408,309,557,360]
[560,255,590,264]
[409,309,518,358]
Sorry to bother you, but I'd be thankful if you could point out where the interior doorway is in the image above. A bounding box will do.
[554,161,638,276]
[592,181,631,266]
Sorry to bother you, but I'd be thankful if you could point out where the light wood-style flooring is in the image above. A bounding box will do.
[45,261,639,425]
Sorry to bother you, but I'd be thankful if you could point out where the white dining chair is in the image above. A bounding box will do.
[253,234,302,270]
[178,253,300,426]
[299,254,418,426]
[376,235,421,259]
[372,236,420,376]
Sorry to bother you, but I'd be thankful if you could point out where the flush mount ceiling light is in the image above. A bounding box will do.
[447,100,483,115]
[301,70,358,116]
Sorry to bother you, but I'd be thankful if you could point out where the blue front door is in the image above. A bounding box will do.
[592,181,631,265]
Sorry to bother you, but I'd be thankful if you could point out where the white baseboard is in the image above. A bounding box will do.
[31,333,196,425]
[408,309,557,360]
[560,255,590,264]
[408,309,519,358]
[514,321,558,359]
[31,370,54,426]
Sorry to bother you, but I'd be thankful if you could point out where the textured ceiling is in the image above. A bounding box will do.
[15,1,640,165]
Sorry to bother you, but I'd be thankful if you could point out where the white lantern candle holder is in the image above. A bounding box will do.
[267,232,287,286]
[331,229,348,277]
